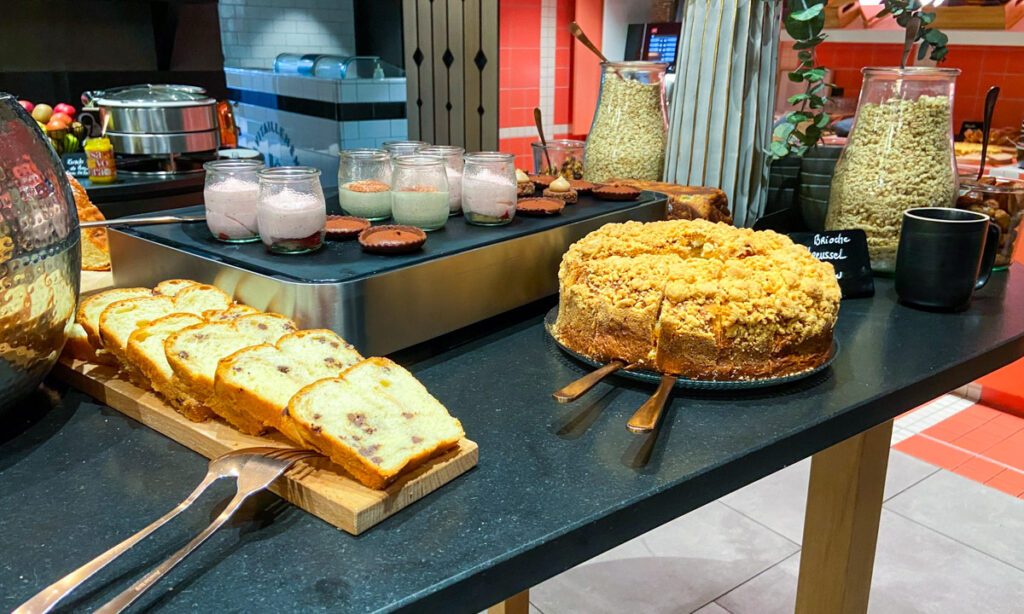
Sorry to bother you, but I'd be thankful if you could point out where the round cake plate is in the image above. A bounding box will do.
[544,306,838,391]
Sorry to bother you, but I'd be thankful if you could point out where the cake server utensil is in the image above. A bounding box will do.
[93,447,318,614]
[79,214,206,228]
[15,447,314,614]
[553,359,626,403]
[626,373,676,433]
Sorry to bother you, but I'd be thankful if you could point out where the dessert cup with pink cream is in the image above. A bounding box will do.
[256,166,327,254]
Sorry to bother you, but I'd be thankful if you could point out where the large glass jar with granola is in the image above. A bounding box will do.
[825,67,960,273]
[583,61,669,183]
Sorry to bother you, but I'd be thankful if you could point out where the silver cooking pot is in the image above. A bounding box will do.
[83,84,219,134]
[0,93,80,414]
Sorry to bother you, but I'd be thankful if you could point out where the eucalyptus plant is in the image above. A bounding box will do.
[768,0,951,159]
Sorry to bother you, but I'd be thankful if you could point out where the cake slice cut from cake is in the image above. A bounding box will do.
[214,330,363,438]
[285,357,464,489]
[164,313,297,434]
[77,287,153,348]
[125,313,210,421]
[654,259,724,377]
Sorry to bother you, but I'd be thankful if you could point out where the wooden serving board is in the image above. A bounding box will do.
[53,358,479,535]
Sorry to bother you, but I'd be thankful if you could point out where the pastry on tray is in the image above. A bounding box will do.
[592,184,641,201]
[69,174,111,271]
[324,215,371,240]
[358,225,427,254]
[529,173,556,191]
[542,176,578,204]
[601,178,732,223]
[516,197,565,216]
[568,179,597,194]
[554,219,840,380]
[516,169,535,197]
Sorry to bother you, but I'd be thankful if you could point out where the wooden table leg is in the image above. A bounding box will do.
[795,419,893,614]
[487,589,530,614]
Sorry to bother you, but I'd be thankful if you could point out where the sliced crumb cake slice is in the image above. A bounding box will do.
[286,357,464,489]
[214,330,363,438]
[164,313,297,434]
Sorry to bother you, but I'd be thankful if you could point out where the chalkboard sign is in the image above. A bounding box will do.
[62,153,89,178]
[789,229,875,299]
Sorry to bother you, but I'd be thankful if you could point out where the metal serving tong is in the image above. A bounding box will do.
[15,446,318,614]
[80,214,206,228]
[553,361,677,434]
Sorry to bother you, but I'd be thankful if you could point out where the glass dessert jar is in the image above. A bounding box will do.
[462,152,517,226]
[203,159,264,243]
[825,67,960,274]
[421,145,465,215]
[582,61,668,183]
[256,166,327,254]
[532,139,585,179]
[382,140,428,158]
[338,149,393,221]
[391,155,450,231]
[957,175,1024,270]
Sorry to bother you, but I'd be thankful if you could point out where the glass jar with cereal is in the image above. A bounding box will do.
[825,67,960,274]
[582,61,668,183]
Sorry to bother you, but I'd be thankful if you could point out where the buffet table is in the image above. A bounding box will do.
[3,268,1024,613]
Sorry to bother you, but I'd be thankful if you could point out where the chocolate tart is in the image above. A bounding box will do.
[516,197,565,216]
[358,225,427,255]
[324,215,371,240]
[542,188,578,204]
[517,182,535,198]
[568,179,597,194]
[592,185,641,201]
[529,174,556,191]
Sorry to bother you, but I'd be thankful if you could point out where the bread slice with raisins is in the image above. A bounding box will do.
[213,330,362,438]
[285,357,464,489]
[125,313,210,421]
[172,284,232,315]
[77,287,153,348]
[164,313,297,434]
[153,279,198,297]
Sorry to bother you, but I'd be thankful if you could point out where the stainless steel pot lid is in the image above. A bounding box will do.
[86,84,215,108]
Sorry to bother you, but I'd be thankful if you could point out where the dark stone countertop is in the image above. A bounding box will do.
[3,268,1024,613]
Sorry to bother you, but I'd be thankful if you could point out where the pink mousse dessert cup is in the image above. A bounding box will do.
[256,166,327,254]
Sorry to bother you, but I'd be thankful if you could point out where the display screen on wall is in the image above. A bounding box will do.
[642,23,681,73]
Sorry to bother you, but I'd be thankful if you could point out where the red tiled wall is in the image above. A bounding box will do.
[499,0,584,169]
[807,42,1024,131]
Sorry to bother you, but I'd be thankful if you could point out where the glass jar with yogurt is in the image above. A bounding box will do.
[203,159,264,243]
[462,152,517,226]
[382,140,429,158]
[338,149,393,221]
[421,145,465,215]
[391,155,450,231]
[256,167,327,254]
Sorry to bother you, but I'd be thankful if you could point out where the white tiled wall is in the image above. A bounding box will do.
[218,0,356,69]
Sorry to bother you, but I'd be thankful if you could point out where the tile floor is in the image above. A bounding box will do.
[509,394,1024,614]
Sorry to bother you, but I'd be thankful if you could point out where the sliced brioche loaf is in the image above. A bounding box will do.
[285,357,464,489]
[172,284,233,315]
[125,313,211,421]
[62,323,115,364]
[214,330,363,437]
[153,279,197,297]
[77,287,152,348]
[165,313,297,434]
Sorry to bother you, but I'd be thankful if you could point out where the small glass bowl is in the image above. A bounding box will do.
[956,174,1024,270]
[531,139,585,179]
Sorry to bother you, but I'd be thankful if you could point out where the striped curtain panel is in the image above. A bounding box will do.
[402,0,499,151]
[664,0,782,227]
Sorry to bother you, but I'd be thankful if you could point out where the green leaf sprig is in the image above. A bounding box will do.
[764,0,951,160]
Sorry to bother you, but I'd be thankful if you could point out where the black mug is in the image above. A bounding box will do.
[895,207,999,311]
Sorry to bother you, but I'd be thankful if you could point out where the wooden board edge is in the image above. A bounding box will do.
[52,359,479,535]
